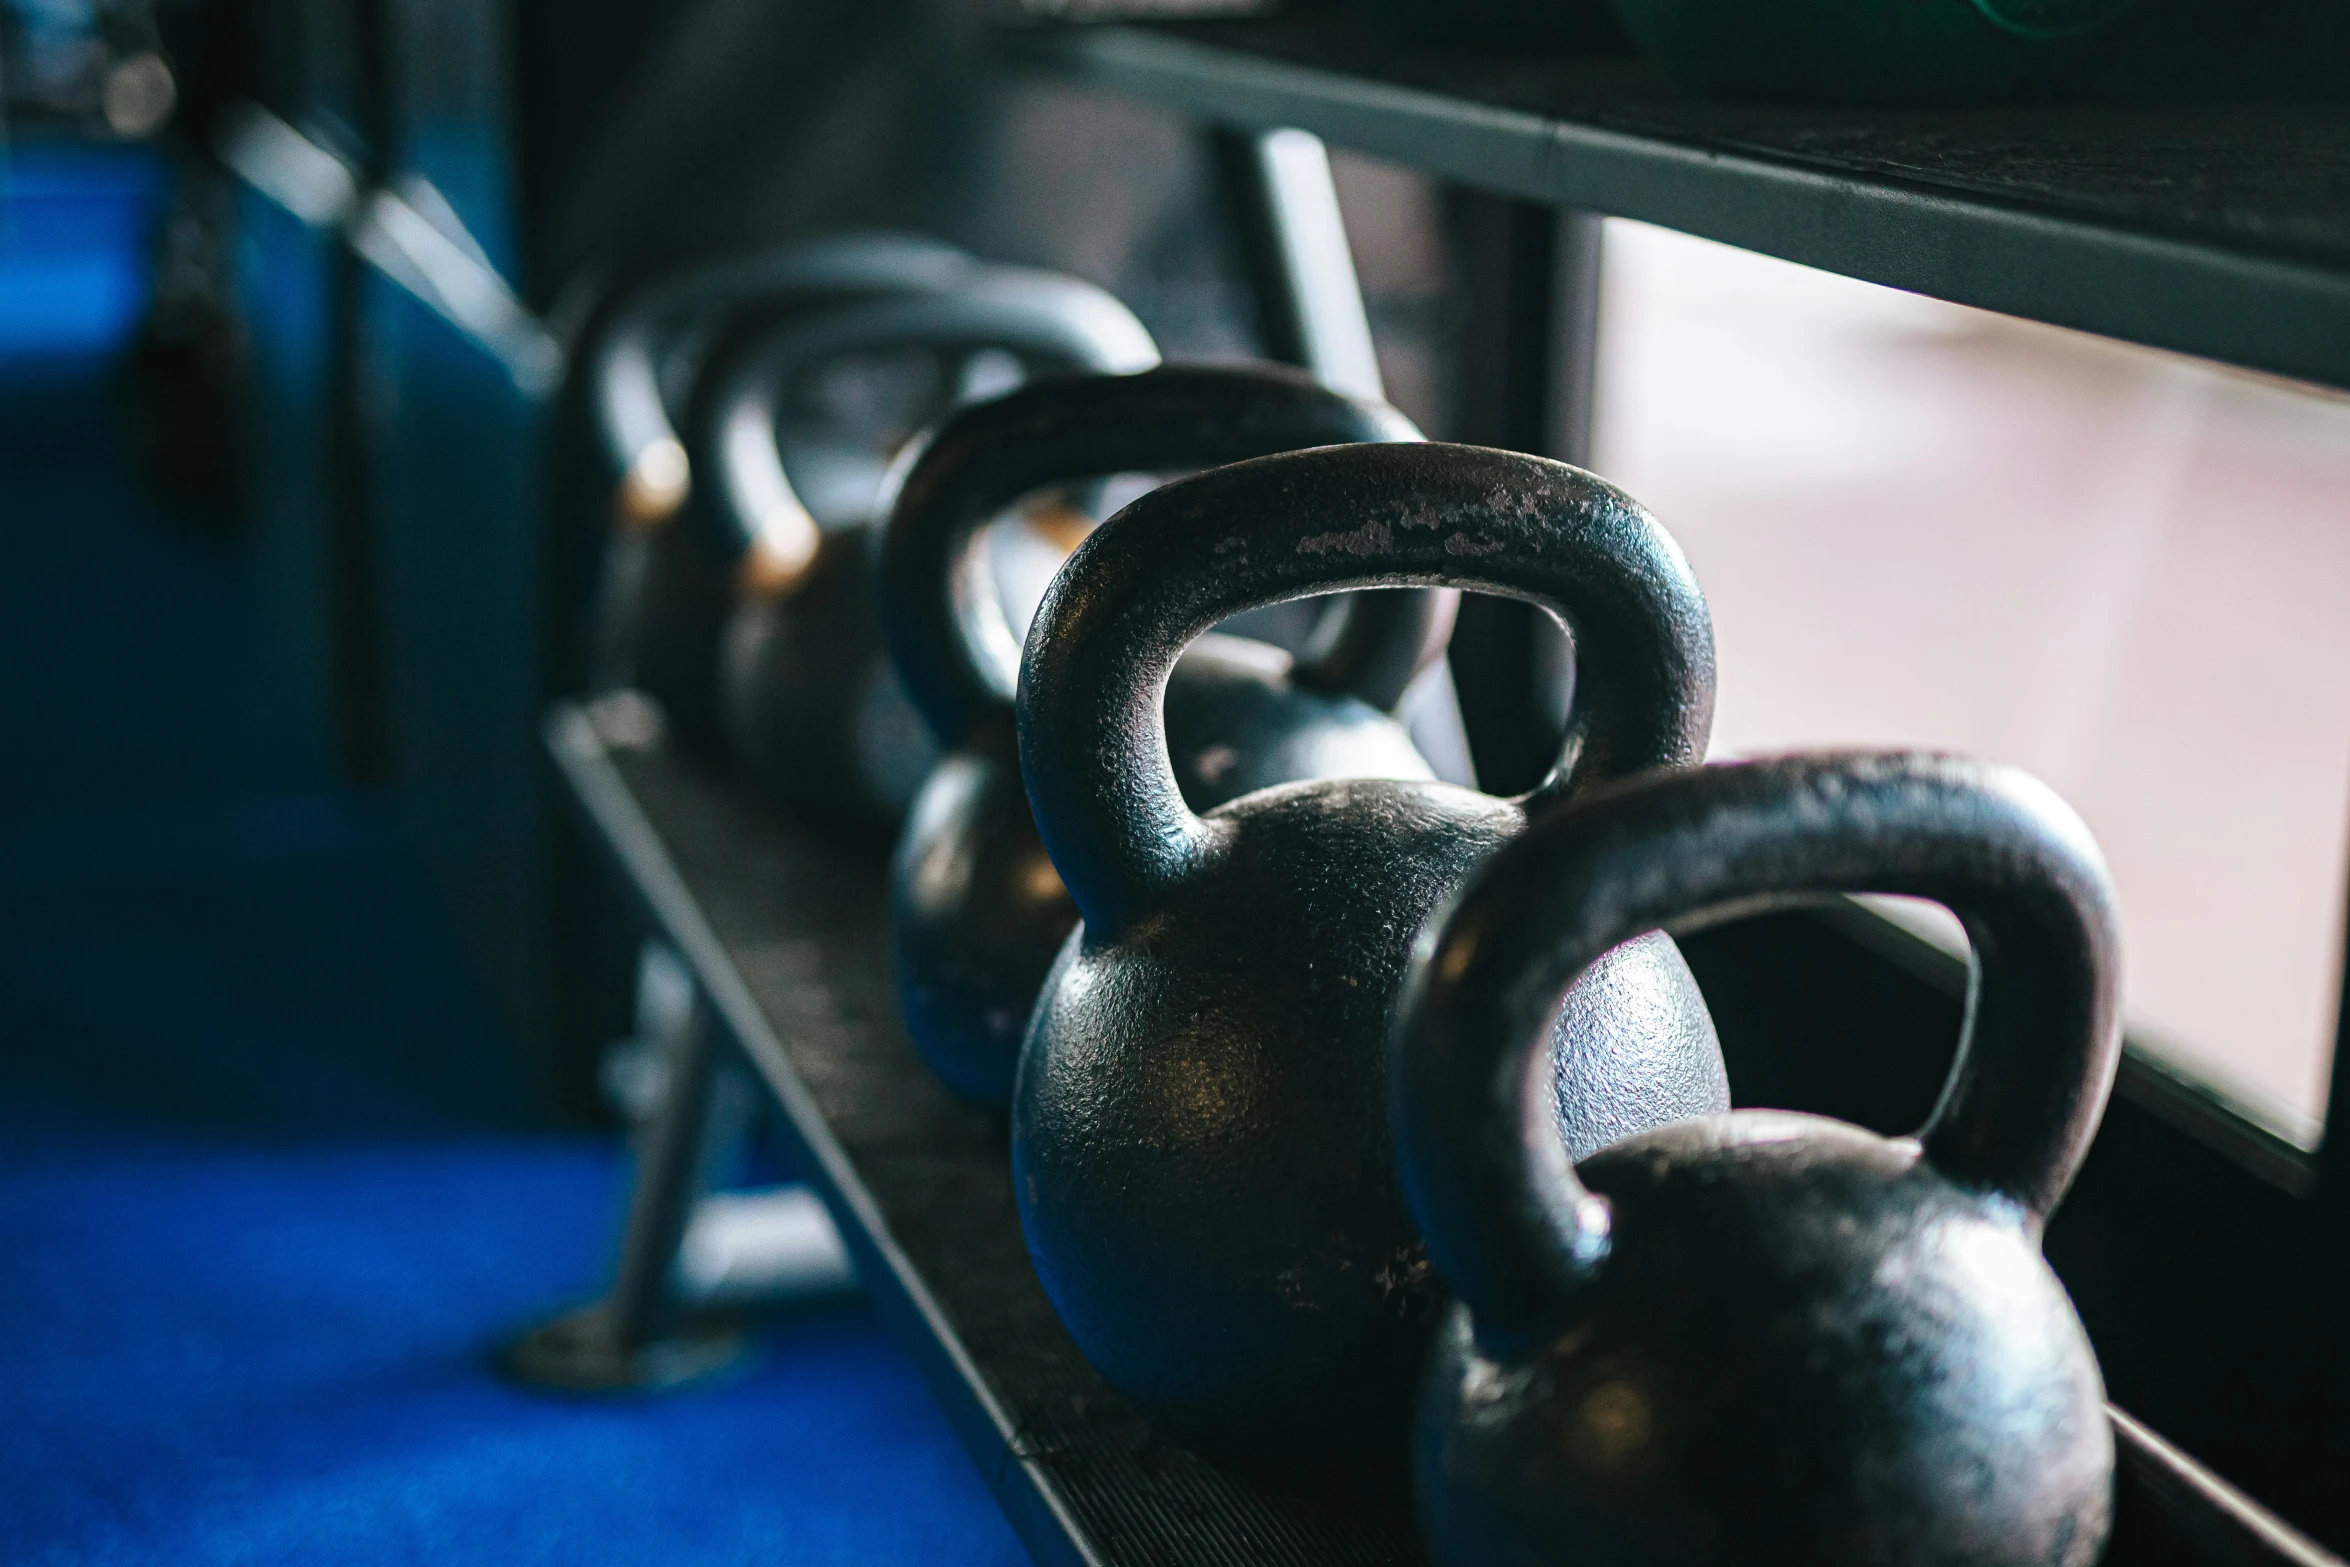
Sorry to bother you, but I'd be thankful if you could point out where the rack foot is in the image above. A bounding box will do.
[500,1302,753,1394]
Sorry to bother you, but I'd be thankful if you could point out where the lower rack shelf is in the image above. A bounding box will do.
[548,701,1425,1567]
[543,699,2337,1567]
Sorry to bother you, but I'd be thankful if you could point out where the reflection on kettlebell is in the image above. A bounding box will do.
[1011,442,1731,1490]
[1395,753,2119,1566]
[583,233,978,749]
[878,364,1453,1107]
[706,269,1158,826]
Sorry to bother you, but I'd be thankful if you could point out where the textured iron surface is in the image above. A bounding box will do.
[560,710,2330,1565]
[1010,443,1727,1488]
[603,738,1428,1567]
[1396,754,2123,1567]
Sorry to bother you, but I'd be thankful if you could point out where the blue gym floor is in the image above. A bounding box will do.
[0,145,1025,1566]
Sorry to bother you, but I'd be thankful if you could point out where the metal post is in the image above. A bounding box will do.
[501,983,755,1391]
[1211,124,1480,781]
[603,992,726,1346]
[1208,125,1384,401]
[1443,192,1605,796]
[2318,823,2350,1514]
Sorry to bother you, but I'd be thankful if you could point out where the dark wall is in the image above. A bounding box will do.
[509,0,1248,362]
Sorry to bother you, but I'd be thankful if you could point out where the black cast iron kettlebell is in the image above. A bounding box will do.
[878,364,1452,1106]
[1394,752,2120,1567]
[708,269,1157,825]
[1012,441,1731,1489]
[584,233,978,743]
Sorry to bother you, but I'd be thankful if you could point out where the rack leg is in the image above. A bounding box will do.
[501,984,755,1392]
[1210,123,1385,401]
[1444,193,1605,796]
[1210,123,1479,783]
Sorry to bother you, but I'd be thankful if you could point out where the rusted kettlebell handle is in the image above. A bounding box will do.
[1394,752,2123,1350]
[592,232,976,518]
[1018,441,1717,938]
[878,364,1454,748]
[704,270,1159,581]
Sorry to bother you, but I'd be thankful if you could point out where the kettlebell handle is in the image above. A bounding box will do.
[707,271,1161,568]
[592,232,977,490]
[1391,753,2124,1349]
[1017,441,1717,937]
[878,364,1452,747]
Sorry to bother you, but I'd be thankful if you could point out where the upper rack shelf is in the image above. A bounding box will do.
[1008,17,2350,393]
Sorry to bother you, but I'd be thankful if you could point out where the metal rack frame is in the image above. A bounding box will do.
[225,9,2350,1553]
[1011,19,2350,394]
[1001,14,2350,1551]
[544,700,2339,1567]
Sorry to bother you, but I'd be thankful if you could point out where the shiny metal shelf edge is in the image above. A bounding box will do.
[1008,22,2350,394]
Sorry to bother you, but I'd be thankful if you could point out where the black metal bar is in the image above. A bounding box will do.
[2111,1406,2344,1567]
[1209,124,1385,398]
[1209,121,1483,781]
[1012,24,2350,396]
[2315,810,2350,1546]
[601,990,722,1347]
[499,964,760,1394]
[1441,194,1601,796]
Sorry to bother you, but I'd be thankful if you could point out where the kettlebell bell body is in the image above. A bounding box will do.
[880,365,1453,1105]
[1396,753,2121,1567]
[584,233,977,748]
[708,270,1159,826]
[1012,442,1731,1488]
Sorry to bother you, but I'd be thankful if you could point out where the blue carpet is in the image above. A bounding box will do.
[0,145,1026,1565]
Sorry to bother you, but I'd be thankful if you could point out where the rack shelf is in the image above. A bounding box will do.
[1008,17,2350,392]
[547,702,1425,1567]
[548,699,2336,1566]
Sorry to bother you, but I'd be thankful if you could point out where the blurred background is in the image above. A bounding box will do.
[4,0,2348,1555]
[1591,216,2350,1144]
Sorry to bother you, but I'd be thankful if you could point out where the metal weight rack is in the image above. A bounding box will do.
[1001,13,2350,1553]
[527,14,2350,1564]
[545,698,2335,1567]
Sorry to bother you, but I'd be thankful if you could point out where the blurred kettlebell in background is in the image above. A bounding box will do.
[878,363,1452,1106]
[584,233,976,742]
[1395,752,2119,1567]
[703,269,1157,825]
[1012,441,1731,1490]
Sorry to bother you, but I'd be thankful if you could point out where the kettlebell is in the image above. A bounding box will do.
[878,364,1453,1106]
[1012,441,1731,1489]
[708,269,1158,825]
[586,232,979,744]
[1394,752,2119,1567]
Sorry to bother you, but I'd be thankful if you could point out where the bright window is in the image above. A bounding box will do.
[1593,220,2350,1143]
